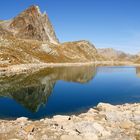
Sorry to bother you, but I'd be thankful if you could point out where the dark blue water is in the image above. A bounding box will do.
[0,66,140,119]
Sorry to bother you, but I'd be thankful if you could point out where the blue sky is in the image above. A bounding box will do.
[0,0,140,54]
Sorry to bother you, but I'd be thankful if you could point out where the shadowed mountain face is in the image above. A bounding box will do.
[0,66,96,112]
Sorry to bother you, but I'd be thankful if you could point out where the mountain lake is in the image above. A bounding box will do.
[0,66,140,119]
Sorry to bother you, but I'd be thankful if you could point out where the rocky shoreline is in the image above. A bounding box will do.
[0,61,136,76]
[0,103,140,140]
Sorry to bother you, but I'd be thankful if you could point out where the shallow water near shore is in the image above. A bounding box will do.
[0,65,140,119]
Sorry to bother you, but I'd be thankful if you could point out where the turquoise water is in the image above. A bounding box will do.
[0,66,140,119]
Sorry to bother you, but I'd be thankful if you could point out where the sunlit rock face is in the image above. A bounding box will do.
[0,66,96,112]
[59,41,98,62]
[0,5,59,44]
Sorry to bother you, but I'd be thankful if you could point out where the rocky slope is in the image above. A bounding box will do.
[0,37,98,67]
[0,5,100,68]
[0,103,139,140]
[0,5,137,69]
[97,48,137,62]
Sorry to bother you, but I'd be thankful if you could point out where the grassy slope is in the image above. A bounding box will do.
[0,34,99,67]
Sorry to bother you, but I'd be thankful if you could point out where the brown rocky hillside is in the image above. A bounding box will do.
[1,5,136,68]
[0,5,101,67]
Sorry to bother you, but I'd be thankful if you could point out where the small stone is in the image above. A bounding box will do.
[134,110,140,115]
[8,139,20,140]
[40,119,45,122]
[27,134,35,140]
[41,135,49,140]
[53,115,70,123]
[16,117,28,122]
[97,103,117,111]
[119,121,135,129]
[87,108,98,114]
[24,124,35,133]
[82,133,98,140]
[43,118,50,123]
[60,135,83,140]
[135,124,140,130]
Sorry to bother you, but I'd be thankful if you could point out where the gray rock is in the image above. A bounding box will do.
[16,117,28,122]
[60,135,83,140]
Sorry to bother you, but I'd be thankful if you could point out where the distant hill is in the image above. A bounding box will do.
[97,48,137,62]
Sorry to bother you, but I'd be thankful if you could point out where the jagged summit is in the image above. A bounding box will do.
[26,5,42,14]
[0,5,59,43]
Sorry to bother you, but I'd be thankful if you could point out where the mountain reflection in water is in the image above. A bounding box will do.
[0,66,96,113]
[0,66,140,119]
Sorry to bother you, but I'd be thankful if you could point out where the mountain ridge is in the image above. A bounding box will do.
[97,48,137,62]
[0,5,100,68]
[0,5,138,69]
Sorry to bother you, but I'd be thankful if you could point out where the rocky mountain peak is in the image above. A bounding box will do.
[0,5,59,44]
[24,5,42,15]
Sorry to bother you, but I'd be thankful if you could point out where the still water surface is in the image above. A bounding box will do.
[0,66,140,119]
